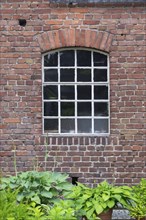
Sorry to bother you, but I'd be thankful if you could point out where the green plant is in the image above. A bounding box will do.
[68,181,135,220]
[47,199,82,220]
[128,178,146,220]
[1,171,73,206]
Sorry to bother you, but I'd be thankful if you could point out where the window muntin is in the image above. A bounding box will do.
[43,48,109,135]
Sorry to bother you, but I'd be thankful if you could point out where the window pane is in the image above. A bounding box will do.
[44,119,58,133]
[94,86,108,100]
[94,119,108,133]
[77,102,91,116]
[94,69,107,82]
[44,69,58,82]
[77,69,91,82]
[77,119,91,133]
[44,85,58,100]
[77,86,91,100]
[44,102,58,116]
[44,52,58,67]
[61,86,75,100]
[93,52,107,66]
[61,102,75,116]
[60,50,74,66]
[60,69,74,82]
[94,102,108,116]
[77,50,91,66]
[61,119,75,133]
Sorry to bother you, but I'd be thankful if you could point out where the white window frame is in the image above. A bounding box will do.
[42,48,110,136]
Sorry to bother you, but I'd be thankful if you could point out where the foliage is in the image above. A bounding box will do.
[1,171,73,206]
[128,178,146,220]
[47,199,82,220]
[68,181,135,220]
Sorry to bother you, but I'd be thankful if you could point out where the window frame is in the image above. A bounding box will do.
[42,47,110,136]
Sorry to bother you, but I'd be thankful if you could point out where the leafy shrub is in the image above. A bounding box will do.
[1,171,73,205]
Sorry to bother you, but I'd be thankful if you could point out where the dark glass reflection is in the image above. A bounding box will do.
[44,119,58,133]
[77,102,91,116]
[94,102,108,116]
[61,86,74,100]
[44,85,58,100]
[77,69,91,82]
[94,86,108,100]
[61,102,75,116]
[94,119,108,133]
[77,50,91,66]
[77,86,91,100]
[93,52,107,66]
[60,69,74,82]
[44,52,58,67]
[60,50,74,66]
[44,102,58,116]
[61,119,75,133]
[44,69,58,82]
[77,119,91,133]
[94,69,107,82]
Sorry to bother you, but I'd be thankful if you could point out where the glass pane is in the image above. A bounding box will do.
[60,69,74,82]
[77,50,91,66]
[44,102,58,116]
[77,102,91,116]
[44,52,58,67]
[44,69,58,82]
[94,69,107,82]
[61,119,75,133]
[93,52,107,66]
[77,119,91,133]
[77,86,91,100]
[44,85,58,100]
[44,119,58,133]
[61,86,75,100]
[94,119,108,133]
[94,86,108,100]
[61,102,75,116]
[94,102,108,116]
[60,50,74,66]
[77,69,91,82]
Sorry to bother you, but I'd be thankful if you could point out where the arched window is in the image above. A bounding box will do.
[42,48,109,135]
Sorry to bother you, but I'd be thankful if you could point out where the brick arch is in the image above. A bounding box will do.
[36,29,113,53]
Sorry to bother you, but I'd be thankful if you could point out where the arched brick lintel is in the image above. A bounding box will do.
[36,29,113,53]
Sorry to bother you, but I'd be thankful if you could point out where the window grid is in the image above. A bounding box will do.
[42,48,109,136]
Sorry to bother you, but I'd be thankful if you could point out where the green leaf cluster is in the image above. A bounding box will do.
[1,171,73,206]
[128,178,146,219]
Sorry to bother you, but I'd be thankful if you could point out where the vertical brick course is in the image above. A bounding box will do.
[0,0,146,185]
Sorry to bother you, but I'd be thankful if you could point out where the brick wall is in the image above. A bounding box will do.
[0,0,146,185]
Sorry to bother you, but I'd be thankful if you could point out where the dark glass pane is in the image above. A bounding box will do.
[77,119,91,133]
[44,52,58,67]
[61,119,75,133]
[93,52,107,66]
[77,69,91,82]
[77,102,91,116]
[44,85,58,100]
[77,86,91,100]
[94,119,108,133]
[44,102,58,116]
[94,69,107,82]
[44,119,58,133]
[61,86,74,100]
[60,50,74,66]
[44,69,58,82]
[94,86,108,100]
[61,102,75,116]
[94,102,108,116]
[60,69,74,82]
[77,50,91,66]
